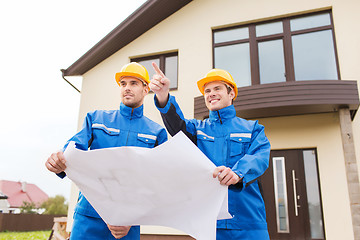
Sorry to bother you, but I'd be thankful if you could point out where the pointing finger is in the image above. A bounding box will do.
[152,62,165,78]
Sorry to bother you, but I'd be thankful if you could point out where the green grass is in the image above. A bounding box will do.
[0,231,51,240]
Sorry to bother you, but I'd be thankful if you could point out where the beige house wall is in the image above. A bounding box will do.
[332,0,360,180]
[67,0,360,238]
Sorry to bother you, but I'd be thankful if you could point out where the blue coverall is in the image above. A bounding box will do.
[155,95,271,240]
[58,102,168,240]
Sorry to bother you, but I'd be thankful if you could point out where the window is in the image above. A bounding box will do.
[214,27,251,87]
[213,11,339,86]
[132,52,178,90]
[303,150,325,239]
[272,157,290,233]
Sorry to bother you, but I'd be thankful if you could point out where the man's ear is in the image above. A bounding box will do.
[229,89,235,99]
[144,85,150,95]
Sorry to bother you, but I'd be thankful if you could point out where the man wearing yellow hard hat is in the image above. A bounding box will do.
[150,62,270,240]
[45,62,167,240]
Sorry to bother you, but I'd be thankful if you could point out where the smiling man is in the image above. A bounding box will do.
[150,63,271,240]
[45,62,167,240]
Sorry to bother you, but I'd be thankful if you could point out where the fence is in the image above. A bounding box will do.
[0,213,66,232]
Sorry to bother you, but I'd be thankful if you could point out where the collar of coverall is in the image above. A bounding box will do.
[120,102,144,119]
[209,104,236,123]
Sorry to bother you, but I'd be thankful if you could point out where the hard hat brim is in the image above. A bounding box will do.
[197,76,238,100]
[115,72,150,86]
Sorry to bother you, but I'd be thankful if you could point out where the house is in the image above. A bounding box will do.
[0,180,49,214]
[61,0,360,239]
[0,192,8,213]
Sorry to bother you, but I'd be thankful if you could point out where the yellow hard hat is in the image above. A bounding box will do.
[197,69,238,100]
[115,62,150,86]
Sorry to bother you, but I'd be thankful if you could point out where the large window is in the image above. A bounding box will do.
[213,11,339,87]
[132,52,178,90]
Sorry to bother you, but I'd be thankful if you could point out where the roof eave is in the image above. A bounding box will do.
[63,0,192,77]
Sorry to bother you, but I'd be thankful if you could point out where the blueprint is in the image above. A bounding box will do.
[64,131,231,240]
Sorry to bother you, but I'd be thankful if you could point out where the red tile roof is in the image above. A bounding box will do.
[0,180,48,208]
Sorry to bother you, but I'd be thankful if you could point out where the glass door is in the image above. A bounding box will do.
[260,149,325,239]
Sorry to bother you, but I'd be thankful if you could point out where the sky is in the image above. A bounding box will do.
[0,0,147,201]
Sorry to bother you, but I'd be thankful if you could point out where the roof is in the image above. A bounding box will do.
[63,0,192,77]
[0,180,48,208]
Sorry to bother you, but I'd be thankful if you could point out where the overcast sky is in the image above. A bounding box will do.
[0,0,147,201]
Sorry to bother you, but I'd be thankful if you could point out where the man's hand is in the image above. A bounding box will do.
[213,166,242,186]
[149,62,170,107]
[107,225,131,239]
[45,152,66,174]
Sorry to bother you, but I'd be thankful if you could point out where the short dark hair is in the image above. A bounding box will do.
[225,84,232,94]
[224,83,234,104]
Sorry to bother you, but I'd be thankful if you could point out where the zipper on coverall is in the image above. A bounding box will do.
[217,110,229,228]
[125,109,134,146]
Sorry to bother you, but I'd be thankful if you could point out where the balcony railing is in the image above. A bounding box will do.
[194,80,359,120]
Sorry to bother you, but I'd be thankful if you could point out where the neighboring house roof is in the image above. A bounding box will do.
[63,0,192,77]
[0,180,48,208]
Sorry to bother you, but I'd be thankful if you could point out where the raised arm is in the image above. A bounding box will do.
[150,62,197,143]
[149,62,170,108]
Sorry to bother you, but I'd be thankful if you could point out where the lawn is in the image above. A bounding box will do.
[0,231,51,240]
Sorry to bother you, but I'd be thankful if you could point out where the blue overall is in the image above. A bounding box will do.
[58,102,168,240]
[155,95,271,240]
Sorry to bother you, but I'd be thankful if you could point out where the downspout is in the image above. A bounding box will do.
[60,69,81,93]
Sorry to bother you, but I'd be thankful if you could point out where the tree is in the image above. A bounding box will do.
[41,195,68,215]
[20,201,38,214]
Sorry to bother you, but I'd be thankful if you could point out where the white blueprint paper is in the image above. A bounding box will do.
[64,131,231,240]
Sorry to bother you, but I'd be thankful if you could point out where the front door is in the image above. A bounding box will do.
[260,149,325,240]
